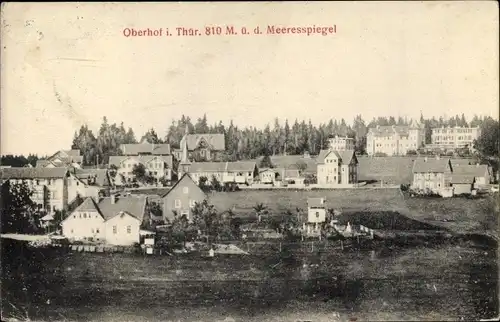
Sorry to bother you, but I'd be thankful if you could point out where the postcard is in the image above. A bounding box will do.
[1,2,499,321]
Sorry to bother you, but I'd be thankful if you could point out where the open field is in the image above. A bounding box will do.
[357,156,415,185]
[1,237,498,321]
[403,193,499,238]
[210,188,407,217]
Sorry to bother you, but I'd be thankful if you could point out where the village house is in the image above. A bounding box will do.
[172,132,225,162]
[61,194,149,246]
[186,161,259,185]
[257,167,305,187]
[452,163,491,187]
[305,197,327,234]
[449,174,476,195]
[161,173,206,222]
[328,135,355,151]
[120,141,171,156]
[0,167,70,214]
[255,152,318,176]
[108,155,174,185]
[67,168,112,204]
[366,120,425,156]
[37,149,83,168]
[411,156,453,196]
[316,149,359,187]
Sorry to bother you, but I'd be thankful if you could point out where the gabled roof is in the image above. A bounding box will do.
[161,173,206,199]
[368,123,424,137]
[120,143,171,156]
[188,161,256,173]
[0,167,68,179]
[97,195,148,221]
[47,150,82,163]
[308,197,326,208]
[450,174,475,184]
[412,158,451,173]
[36,160,55,168]
[180,134,225,151]
[452,164,489,177]
[73,168,111,187]
[108,155,173,168]
[73,197,101,214]
[317,149,356,165]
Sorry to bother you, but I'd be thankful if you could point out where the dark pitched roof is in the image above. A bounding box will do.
[74,168,111,187]
[188,161,256,173]
[450,174,475,184]
[161,173,206,199]
[97,195,148,221]
[308,197,326,208]
[317,149,356,165]
[255,154,317,174]
[36,160,54,168]
[47,150,83,164]
[73,197,101,214]
[452,164,489,177]
[180,134,225,151]
[120,143,171,156]
[0,167,68,179]
[412,158,451,173]
[108,155,173,168]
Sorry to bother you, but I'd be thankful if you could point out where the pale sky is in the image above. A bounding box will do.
[1,2,498,155]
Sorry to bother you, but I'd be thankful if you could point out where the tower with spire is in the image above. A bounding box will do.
[178,125,191,177]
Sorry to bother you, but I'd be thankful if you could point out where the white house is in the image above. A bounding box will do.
[316,150,359,187]
[306,197,327,234]
[62,194,149,245]
[108,155,174,185]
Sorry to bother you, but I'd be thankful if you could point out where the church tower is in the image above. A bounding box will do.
[178,126,191,177]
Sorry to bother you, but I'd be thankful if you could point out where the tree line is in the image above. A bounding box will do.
[2,113,497,168]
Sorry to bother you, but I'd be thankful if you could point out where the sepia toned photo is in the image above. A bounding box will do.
[1,2,499,321]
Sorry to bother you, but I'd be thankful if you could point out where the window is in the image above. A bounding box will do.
[127,226,131,234]
[316,212,319,218]
[91,228,94,234]
[52,206,56,212]
[175,199,181,208]
[113,226,117,234]
[96,228,100,233]
[83,213,87,218]
[71,229,74,234]
[183,187,189,194]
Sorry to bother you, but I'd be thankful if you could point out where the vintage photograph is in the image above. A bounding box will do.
[1,2,499,321]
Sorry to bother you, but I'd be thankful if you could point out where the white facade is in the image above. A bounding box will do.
[366,123,425,156]
[62,209,105,241]
[328,136,355,151]
[9,177,68,214]
[307,207,326,224]
[114,156,172,184]
[430,126,481,151]
[104,213,141,246]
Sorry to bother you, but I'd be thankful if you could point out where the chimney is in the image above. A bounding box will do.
[111,194,116,204]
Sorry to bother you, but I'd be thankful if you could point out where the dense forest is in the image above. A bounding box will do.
[1,113,498,168]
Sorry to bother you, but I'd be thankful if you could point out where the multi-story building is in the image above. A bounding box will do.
[366,121,425,156]
[172,132,225,162]
[0,167,70,214]
[36,149,83,168]
[429,126,481,152]
[328,135,355,151]
[316,149,359,186]
[61,194,149,245]
[108,155,174,185]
